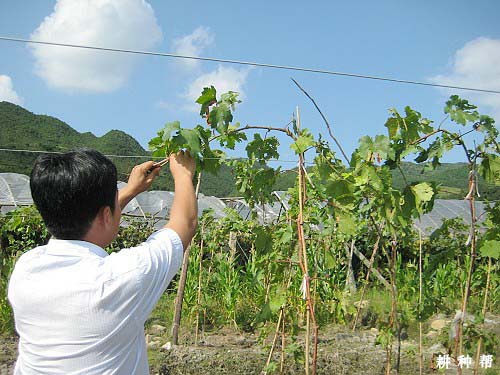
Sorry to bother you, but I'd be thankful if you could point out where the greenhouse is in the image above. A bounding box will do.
[0,172,489,233]
[0,173,32,213]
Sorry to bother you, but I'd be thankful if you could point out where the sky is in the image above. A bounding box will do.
[0,0,499,168]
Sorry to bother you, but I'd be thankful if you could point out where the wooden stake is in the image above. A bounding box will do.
[454,169,477,372]
[194,223,206,345]
[418,228,423,375]
[280,309,286,374]
[295,106,319,375]
[171,171,202,345]
[263,308,284,374]
[474,257,492,375]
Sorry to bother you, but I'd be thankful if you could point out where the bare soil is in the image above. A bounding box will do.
[1,320,498,375]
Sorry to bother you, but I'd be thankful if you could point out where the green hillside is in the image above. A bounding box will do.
[0,101,147,178]
[391,162,499,200]
[0,101,237,197]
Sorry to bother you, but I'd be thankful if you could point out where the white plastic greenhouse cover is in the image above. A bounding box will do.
[0,173,32,209]
[0,175,490,234]
[415,199,486,234]
[118,181,227,222]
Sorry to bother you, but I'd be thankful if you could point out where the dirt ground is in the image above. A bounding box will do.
[1,318,499,375]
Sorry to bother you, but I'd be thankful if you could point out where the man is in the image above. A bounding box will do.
[8,148,197,374]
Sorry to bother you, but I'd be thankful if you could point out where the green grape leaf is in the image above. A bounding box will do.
[373,134,395,161]
[215,124,245,150]
[173,128,202,155]
[475,115,498,135]
[385,116,399,140]
[220,91,241,109]
[402,182,436,218]
[479,240,500,259]
[357,136,374,161]
[269,286,287,313]
[337,213,356,236]
[209,103,233,133]
[196,86,217,116]
[412,182,434,205]
[414,137,453,165]
[246,134,280,161]
[255,226,273,253]
[324,251,335,269]
[256,303,273,322]
[291,131,315,154]
[275,225,293,246]
[476,115,499,147]
[326,180,352,198]
[385,107,434,144]
[357,135,394,162]
[200,148,224,174]
[162,121,181,141]
[444,95,479,125]
[480,154,500,185]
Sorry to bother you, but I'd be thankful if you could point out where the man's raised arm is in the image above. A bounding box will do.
[165,151,197,249]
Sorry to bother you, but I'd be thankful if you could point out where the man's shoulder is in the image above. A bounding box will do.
[105,228,183,276]
[12,244,47,268]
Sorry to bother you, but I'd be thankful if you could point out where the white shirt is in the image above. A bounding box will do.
[7,228,183,375]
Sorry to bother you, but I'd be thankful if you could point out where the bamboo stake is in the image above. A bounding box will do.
[264,257,294,374]
[194,223,206,345]
[418,228,423,375]
[280,309,286,374]
[262,307,284,374]
[295,106,319,375]
[385,240,398,375]
[171,171,202,345]
[296,106,310,375]
[473,257,492,375]
[454,169,477,371]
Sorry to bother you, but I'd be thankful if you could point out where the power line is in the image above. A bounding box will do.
[1,36,500,95]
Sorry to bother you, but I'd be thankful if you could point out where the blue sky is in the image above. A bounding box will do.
[1,0,499,168]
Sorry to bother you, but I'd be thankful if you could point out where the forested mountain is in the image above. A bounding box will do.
[1,101,497,199]
[0,101,237,196]
[0,101,147,176]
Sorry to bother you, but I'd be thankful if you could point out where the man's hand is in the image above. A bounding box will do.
[119,161,160,210]
[165,151,198,249]
[128,161,160,195]
[169,151,196,181]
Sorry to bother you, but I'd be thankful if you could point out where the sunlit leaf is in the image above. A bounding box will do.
[291,132,314,154]
[479,240,500,259]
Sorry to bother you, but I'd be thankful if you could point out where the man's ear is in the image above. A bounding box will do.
[96,206,112,227]
[102,206,113,227]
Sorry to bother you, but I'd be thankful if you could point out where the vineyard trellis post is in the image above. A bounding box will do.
[172,171,202,345]
[295,106,319,375]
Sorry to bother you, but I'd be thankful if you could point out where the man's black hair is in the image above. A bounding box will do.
[30,148,117,239]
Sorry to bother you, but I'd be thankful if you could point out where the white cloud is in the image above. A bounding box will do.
[0,75,23,105]
[172,26,214,70]
[30,0,162,93]
[184,65,251,110]
[431,37,500,121]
